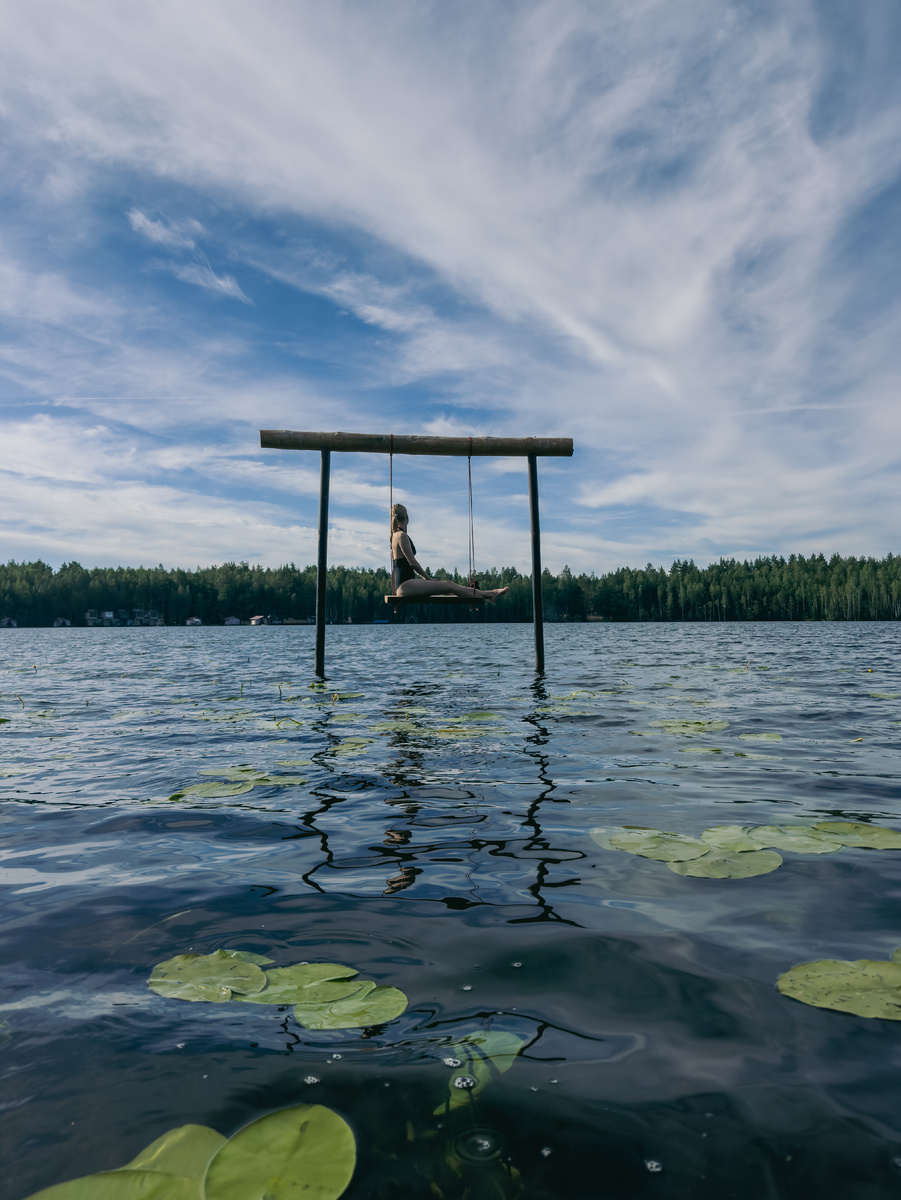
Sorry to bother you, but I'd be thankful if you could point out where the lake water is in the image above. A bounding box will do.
[2,622,901,1199]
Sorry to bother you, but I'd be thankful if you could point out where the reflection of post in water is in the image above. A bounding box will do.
[382,826,422,895]
[511,677,584,927]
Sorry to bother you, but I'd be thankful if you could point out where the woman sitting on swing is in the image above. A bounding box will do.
[391,504,509,601]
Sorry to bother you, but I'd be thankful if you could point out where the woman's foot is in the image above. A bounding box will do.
[482,587,509,601]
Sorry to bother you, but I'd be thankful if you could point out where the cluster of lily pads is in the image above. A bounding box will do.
[148,949,408,1030]
[25,1103,355,1200]
[168,765,309,801]
[590,820,901,879]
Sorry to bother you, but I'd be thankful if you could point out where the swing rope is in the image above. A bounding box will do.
[467,438,476,595]
[389,435,395,595]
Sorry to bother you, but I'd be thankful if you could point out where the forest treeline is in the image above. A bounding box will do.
[2,554,901,626]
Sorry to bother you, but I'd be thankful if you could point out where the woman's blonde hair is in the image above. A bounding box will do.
[390,503,409,534]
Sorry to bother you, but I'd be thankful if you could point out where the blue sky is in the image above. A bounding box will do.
[2,0,901,575]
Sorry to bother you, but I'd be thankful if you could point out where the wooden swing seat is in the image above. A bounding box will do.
[384,594,485,606]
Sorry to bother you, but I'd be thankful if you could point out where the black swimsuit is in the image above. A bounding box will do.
[392,539,416,591]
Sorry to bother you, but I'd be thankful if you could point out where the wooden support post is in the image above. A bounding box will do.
[314,449,330,677]
[528,454,545,673]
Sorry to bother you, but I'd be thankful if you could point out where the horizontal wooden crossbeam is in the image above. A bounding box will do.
[384,594,485,606]
[260,430,573,457]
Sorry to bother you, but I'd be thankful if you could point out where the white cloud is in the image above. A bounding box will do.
[171,262,251,302]
[128,208,202,249]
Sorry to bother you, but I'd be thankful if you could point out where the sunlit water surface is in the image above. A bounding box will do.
[2,623,901,1199]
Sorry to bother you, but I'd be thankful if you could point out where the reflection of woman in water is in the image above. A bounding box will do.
[390,504,509,601]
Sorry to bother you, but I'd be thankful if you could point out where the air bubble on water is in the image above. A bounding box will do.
[540,1147,552,1158]
[511,962,522,968]
[176,1043,185,1049]
[453,1075,477,1090]
[462,985,472,991]
[304,1075,320,1085]
[530,1086,538,1092]
[644,1160,663,1174]
[330,1053,342,1060]
[549,1079,558,1084]
[443,1057,463,1067]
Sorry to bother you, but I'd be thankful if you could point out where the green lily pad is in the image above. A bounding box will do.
[123,1124,225,1177]
[777,957,901,1019]
[608,828,711,862]
[437,1030,526,1112]
[813,821,901,849]
[23,1169,199,1199]
[196,710,255,722]
[204,1104,356,1200]
[221,949,274,966]
[196,768,270,780]
[700,825,762,853]
[679,747,723,754]
[168,782,254,801]
[276,759,312,766]
[370,720,419,733]
[746,825,841,854]
[251,775,308,787]
[331,738,375,756]
[238,964,367,1006]
[148,950,267,1003]
[868,692,899,699]
[462,711,503,721]
[669,849,782,878]
[651,719,729,736]
[294,985,408,1030]
[739,733,782,742]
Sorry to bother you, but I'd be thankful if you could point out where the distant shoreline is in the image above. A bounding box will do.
[1,554,899,626]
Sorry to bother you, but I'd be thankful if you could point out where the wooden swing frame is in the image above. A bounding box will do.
[260,430,574,675]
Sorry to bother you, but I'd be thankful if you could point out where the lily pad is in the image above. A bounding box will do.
[608,828,711,862]
[777,957,901,1019]
[238,964,368,1006]
[204,1104,356,1200]
[331,738,375,756]
[196,768,270,780]
[700,825,762,853]
[679,747,724,754]
[148,950,267,1003]
[295,985,408,1030]
[669,849,782,878]
[370,720,419,733]
[23,1168,199,1199]
[651,719,728,736]
[123,1124,225,1177]
[868,692,899,699]
[221,949,274,966]
[168,782,254,801]
[437,1030,526,1112]
[276,759,312,766]
[739,732,782,742]
[746,825,841,854]
[813,821,901,849]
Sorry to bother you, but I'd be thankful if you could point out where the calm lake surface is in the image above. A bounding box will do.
[2,623,901,1199]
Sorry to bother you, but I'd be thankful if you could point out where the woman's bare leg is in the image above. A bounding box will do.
[396,579,509,601]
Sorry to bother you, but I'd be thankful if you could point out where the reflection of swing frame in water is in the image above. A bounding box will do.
[259,430,574,675]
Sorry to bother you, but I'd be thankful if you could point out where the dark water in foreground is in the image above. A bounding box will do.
[2,623,901,1199]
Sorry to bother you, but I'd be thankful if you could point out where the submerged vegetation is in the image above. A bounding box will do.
[2,552,901,625]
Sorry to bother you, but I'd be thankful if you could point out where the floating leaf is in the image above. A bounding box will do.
[221,949,274,966]
[669,849,782,878]
[294,985,408,1030]
[276,759,312,766]
[23,1169,198,1199]
[196,768,269,780]
[238,964,366,1006]
[608,828,710,862]
[777,957,901,1019]
[204,1104,356,1200]
[462,711,503,721]
[700,825,762,853]
[123,1124,225,1177]
[679,747,724,755]
[739,732,782,742]
[196,710,255,722]
[148,950,266,1003]
[868,692,899,699]
[437,1031,526,1111]
[651,719,729,736]
[370,720,419,733]
[746,825,841,854]
[168,782,254,801]
[251,775,308,787]
[813,821,901,849]
[331,738,375,756]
